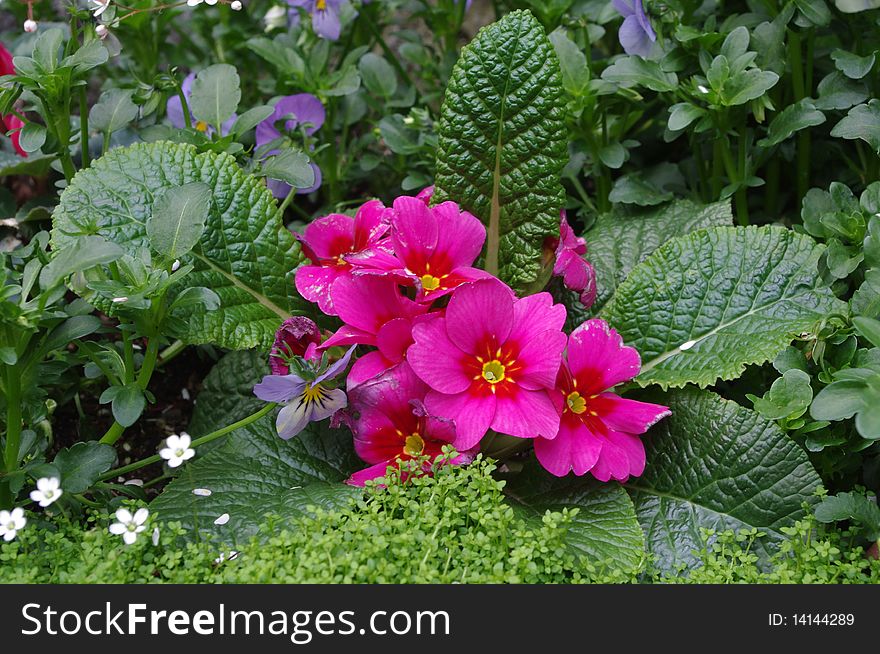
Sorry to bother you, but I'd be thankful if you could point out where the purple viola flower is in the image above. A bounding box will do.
[287,0,344,41]
[253,345,356,440]
[613,0,657,58]
[256,93,326,198]
[166,73,238,136]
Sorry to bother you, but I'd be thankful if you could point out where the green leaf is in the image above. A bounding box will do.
[32,28,63,73]
[831,49,876,79]
[259,149,315,189]
[147,182,212,260]
[815,72,869,111]
[602,226,844,389]
[54,441,117,493]
[506,460,644,574]
[151,413,362,541]
[747,368,813,420]
[433,10,567,289]
[720,68,780,106]
[18,123,46,154]
[814,492,880,540]
[89,88,138,134]
[230,105,274,136]
[189,64,241,131]
[794,0,832,26]
[668,103,705,132]
[41,315,102,354]
[38,235,125,290]
[627,389,822,572]
[811,380,868,420]
[0,151,54,178]
[358,53,398,98]
[831,100,880,154]
[581,199,732,315]
[854,316,880,348]
[549,28,589,96]
[758,98,825,147]
[188,350,268,437]
[835,0,880,11]
[112,384,146,427]
[602,56,678,92]
[61,40,109,74]
[52,142,304,350]
[608,172,672,206]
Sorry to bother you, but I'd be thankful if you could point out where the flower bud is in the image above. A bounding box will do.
[23,19,38,33]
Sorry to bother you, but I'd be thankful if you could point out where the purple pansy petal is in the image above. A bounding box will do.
[276,400,313,440]
[310,387,348,422]
[314,344,357,384]
[633,0,657,41]
[253,373,307,403]
[311,3,342,40]
[619,15,654,57]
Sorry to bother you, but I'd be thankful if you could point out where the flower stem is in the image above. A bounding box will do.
[79,85,90,169]
[97,403,278,482]
[99,338,161,446]
[278,185,298,216]
[3,363,22,474]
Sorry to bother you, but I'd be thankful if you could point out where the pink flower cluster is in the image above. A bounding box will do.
[277,194,669,485]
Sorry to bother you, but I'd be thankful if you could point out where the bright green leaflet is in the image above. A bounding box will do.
[52,141,305,350]
[506,460,644,574]
[627,389,822,573]
[151,412,362,542]
[602,225,844,389]
[433,9,567,290]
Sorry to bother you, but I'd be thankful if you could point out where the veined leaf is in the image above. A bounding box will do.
[506,460,644,574]
[628,389,822,572]
[151,413,362,542]
[433,10,567,290]
[188,350,268,437]
[52,142,305,350]
[602,226,844,389]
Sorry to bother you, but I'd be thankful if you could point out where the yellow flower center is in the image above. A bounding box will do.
[481,360,506,384]
[566,391,587,414]
[302,383,327,405]
[420,274,442,291]
[404,433,425,456]
[195,120,209,132]
[316,0,327,9]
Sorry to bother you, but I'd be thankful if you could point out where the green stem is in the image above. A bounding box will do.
[97,402,278,482]
[720,137,748,226]
[79,85,90,169]
[3,363,22,474]
[278,185,298,216]
[99,421,125,446]
[99,338,161,446]
[158,339,185,366]
[789,30,810,204]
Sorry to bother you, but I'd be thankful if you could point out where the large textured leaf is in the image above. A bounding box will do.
[506,460,645,574]
[52,141,304,350]
[627,389,822,572]
[151,413,362,542]
[187,350,268,437]
[602,226,844,389]
[432,10,567,290]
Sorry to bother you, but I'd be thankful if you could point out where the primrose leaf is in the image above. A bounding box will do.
[188,350,268,437]
[628,388,822,572]
[147,182,212,260]
[602,226,845,389]
[433,10,568,290]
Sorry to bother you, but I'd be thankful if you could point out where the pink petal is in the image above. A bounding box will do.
[590,394,670,435]
[507,292,567,347]
[347,461,395,486]
[511,329,567,391]
[588,432,632,482]
[408,314,472,394]
[294,264,345,315]
[347,351,396,389]
[445,279,515,356]
[567,319,641,394]
[430,202,486,269]
[301,214,355,261]
[331,275,423,335]
[557,250,591,292]
[417,266,494,304]
[376,317,414,363]
[425,389,496,450]
[321,324,376,349]
[352,199,391,250]
[490,387,560,440]
[534,416,603,477]
[391,196,439,264]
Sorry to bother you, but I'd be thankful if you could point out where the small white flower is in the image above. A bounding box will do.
[0,508,26,542]
[29,477,63,508]
[214,550,240,564]
[679,340,697,351]
[109,507,149,545]
[697,85,709,94]
[231,1,242,10]
[214,513,230,525]
[171,259,181,272]
[112,296,128,303]
[192,488,212,497]
[187,0,204,5]
[90,0,111,17]
[96,24,109,40]
[23,19,38,33]
[152,527,160,546]
[264,5,287,30]
[159,432,195,468]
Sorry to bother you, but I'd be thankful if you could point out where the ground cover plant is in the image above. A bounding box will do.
[1,0,879,583]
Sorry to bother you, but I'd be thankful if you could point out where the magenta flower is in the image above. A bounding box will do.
[346,363,476,486]
[320,275,428,388]
[294,200,391,315]
[349,196,492,302]
[553,211,597,308]
[407,279,567,450]
[253,345,355,440]
[270,317,322,375]
[534,319,670,481]
[287,0,344,40]
[415,185,434,204]
[613,0,657,58]
[256,93,325,198]
[167,72,237,136]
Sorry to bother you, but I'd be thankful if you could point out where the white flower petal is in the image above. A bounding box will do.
[115,508,133,524]
[109,522,126,535]
[192,488,212,497]
[132,508,149,525]
[165,434,182,449]
[0,511,8,523]
[214,513,230,525]
[152,527,160,546]
[2,530,15,542]
[11,507,24,521]
[122,531,137,545]
[275,399,312,440]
